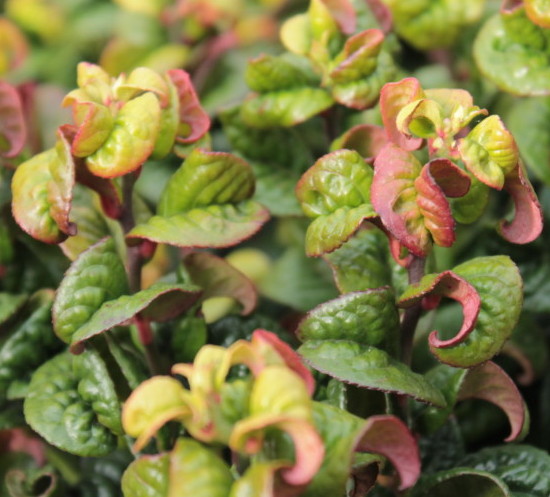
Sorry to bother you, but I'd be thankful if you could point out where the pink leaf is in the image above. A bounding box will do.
[364,0,393,33]
[355,415,420,490]
[322,0,356,35]
[457,361,526,441]
[167,69,210,144]
[332,124,388,163]
[379,78,423,151]
[498,162,543,244]
[0,81,26,158]
[427,158,471,198]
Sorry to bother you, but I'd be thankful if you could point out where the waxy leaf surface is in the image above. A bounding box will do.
[71,283,202,350]
[298,340,445,406]
[297,288,399,355]
[296,149,376,256]
[121,454,169,497]
[0,81,26,158]
[474,9,550,96]
[53,238,128,343]
[24,351,121,456]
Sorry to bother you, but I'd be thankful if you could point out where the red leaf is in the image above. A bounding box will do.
[458,361,526,441]
[333,124,388,163]
[427,158,471,198]
[380,78,423,151]
[0,81,26,158]
[355,415,420,490]
[167,69,210,144]
[364,0,393,33]
[498,162,543,244]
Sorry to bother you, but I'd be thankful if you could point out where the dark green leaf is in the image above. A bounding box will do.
[299,340,446,406]
[0,293,27,329]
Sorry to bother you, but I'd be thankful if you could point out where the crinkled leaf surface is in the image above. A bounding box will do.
[70,101,114,158]
[459,444,550,496]
[183,252,257,315]
[12,135,75,244]
[122,453,169,497]
[297,288,399,355]
[428,256,523,367]
[53,238,128,343]
[71,283,202,349]
[86,92,161,177]
[24,351,121,457]
[0,81,26,158]
[297,149,376,256]
[245,54,316,93]
[474,9,550,96]
[298,340,445,406]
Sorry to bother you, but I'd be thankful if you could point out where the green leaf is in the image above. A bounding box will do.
[70,282,202,349]
[128,201,269,249]
[474,10,550,96]
[429,256,523,367]
[241,87,334,128]
[0,293,63,403]
[24,350,121,456]
[70,101,114,157]
[12,132,76,244]
[169,439,233,497]
[122,454,169,497]
[245,54,316,92]
[507,96,550,185]
[298,340,446,406]
[297,288,399,355]
[0,293,27,329]
[409,468,510,497]
[79,451,133,497]
[52,238,128,343]
[297,149,376,256]
[5,467,57,497]
[459,445,550,496]
[86,92,161,177]
[450,175,489,224]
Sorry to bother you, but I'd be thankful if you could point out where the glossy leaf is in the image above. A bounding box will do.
[70,101,114,158]
[229,462,282,497]
[297,288,399,355]
[429,256,523,367]
[86,92,161,177]
[458,116,518,190]
[298,340,446,406]
[498,161,543,244]
[12,133,76,244]
[52,238,128,343]
[71,283,202,350]
[380,77,424,151]
[296,149,376,256]
[398,271,480,349]
[24,351,121,456]
[122,454,169,497]
[183,252,257,316]
[0,81,26,158]
[241,87,334,128]
[474,9,550,96]
[459,444,550,496]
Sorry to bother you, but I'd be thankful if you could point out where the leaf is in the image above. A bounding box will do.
[0,294,63,403]
[167,69,210,144]
[296,149,376,256]
[70,101,114,157]
[409,468,511,497]
[5,467,57,497]
[380,77,424,151]
[498,162,543,244]
[70,283,202,350]
[12,133,76,244]
[0,81,26,158]
[474,9,550,96]
[251,163,302,217]
[298,340,446,406]
[458,116,518,190]
[241,89,334,128]
[0,293,27,329]
[245,54,315,93]
[525,0,550,28]
[330,124,388,162]
[24,351,121,457]
[372,144,463,256]
[297,288,399,355]
[183,252,257,315]
[128,202,269,249]
[398,271,481,349]
[122,454,169,497]
[80,451,133,497]
[229,462,282,497]
[86,92,161,177]
[52,237,128,343]
[450,175,490,224]
[459,444,550,496]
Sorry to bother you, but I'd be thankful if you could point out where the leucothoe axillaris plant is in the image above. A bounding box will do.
[2,0,550,496]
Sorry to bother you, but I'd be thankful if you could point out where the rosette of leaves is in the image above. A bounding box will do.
[122,330,421,496]
[475,2,550,96]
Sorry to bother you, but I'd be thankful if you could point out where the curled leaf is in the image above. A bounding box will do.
[0,81,26,158]
[398,271,480,349]
[498,162,543,244]
[70,101,113,158]
[330,124,388,163]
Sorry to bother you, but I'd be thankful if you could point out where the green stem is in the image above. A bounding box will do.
[400,256,426,367]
